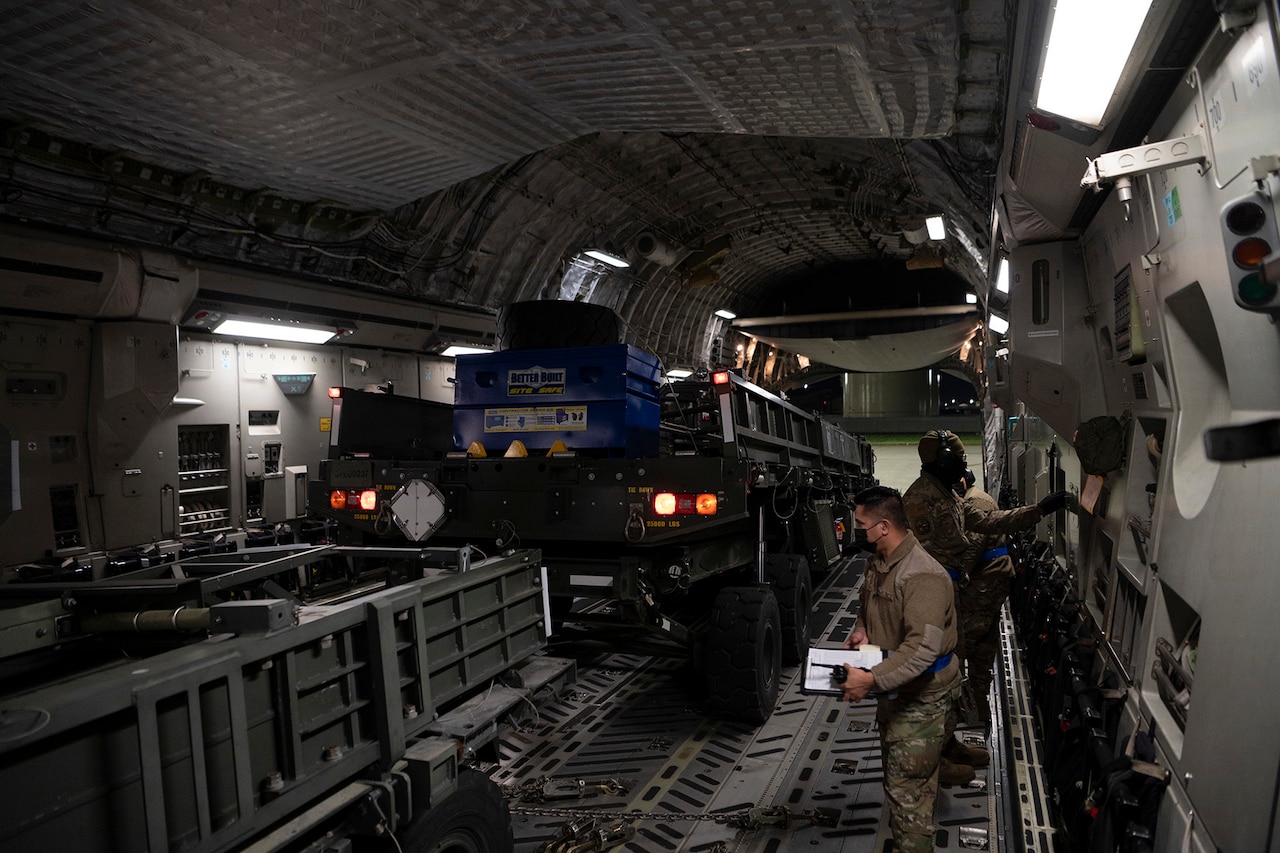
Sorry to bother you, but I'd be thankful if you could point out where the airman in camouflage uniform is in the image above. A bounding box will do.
[902,431,1068,773]
[902,431,1044,582]
[956,469,1017,723]
[839,486,960,853]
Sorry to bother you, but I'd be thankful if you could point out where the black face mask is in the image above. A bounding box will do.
[852,526,881,553]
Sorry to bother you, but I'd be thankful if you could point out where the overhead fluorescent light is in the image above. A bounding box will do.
[988,313,1010,335]
[965,293,978,304]
[213,318,338,345]
[1034,0,1154,127]
[996,258,1010,293]
[667,368,693,379]
[584,249,630,268]
[926,215,946,241]
[441,344,493,357]
[714,309,737,320]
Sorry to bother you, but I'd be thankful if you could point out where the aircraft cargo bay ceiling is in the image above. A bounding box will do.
[0,0,1012,386]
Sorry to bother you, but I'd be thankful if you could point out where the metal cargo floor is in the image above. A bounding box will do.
[492,557,1035,852]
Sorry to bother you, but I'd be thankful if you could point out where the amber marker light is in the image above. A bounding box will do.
[696,493,717,514]
[329,490,347,509]
[1233,237,1271,269]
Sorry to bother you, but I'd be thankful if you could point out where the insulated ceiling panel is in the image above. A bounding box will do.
[0,0,1012,377]
[0,0,969,210]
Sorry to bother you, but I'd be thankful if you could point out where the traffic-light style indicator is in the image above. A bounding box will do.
[1221,191,1280,312]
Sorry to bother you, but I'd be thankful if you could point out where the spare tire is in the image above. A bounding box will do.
[495,301,626,350]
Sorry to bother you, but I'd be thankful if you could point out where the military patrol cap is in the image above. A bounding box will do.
[917,429,967,464]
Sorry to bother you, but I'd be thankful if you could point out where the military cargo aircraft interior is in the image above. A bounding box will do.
[2,1,1279,851]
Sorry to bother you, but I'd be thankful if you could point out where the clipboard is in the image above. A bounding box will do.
[801,645,886,695]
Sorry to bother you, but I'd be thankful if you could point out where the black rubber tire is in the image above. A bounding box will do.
[765,554,813,666]
[495,300,626,350]
[401,768,514,853]
[704,586,782,724]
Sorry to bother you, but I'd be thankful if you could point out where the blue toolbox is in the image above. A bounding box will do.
[453,344,663,457]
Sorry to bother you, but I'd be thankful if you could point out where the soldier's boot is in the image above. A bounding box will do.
[938,757,975,786]
[943,736,990,768]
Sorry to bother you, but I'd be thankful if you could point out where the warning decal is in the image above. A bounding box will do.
[483,406,587,432]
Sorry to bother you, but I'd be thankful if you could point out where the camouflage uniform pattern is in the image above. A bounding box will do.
[856,531,960,853]
[958,484,1015,714]
[902,470,1041,573]
[877,679,963,853]
[903,470,1041,739]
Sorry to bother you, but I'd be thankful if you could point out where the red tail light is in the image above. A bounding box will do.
[330,489,377,511]
[653,492,718,516]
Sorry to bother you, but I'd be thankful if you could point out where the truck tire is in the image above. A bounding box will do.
[704,586,781,724]
[402,768,514,853]
[765,554,812,666]
[495,300,625,350]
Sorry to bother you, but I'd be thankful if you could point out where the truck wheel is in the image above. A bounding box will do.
[495,300,625,350]
[765,554,812,666]
[402,768,514,853]
[704,586,781,724]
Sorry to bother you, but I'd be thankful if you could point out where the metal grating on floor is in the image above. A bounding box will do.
[998,608,1060,853]
[490,557,1023,852]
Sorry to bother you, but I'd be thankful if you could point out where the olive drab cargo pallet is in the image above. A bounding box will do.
[0,546,569,851]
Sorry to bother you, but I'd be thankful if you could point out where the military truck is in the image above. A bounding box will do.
[312,306,875,722]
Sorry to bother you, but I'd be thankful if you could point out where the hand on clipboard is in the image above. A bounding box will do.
[802,645,886,700]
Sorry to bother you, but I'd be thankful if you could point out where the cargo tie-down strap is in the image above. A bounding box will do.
[980,546,1009,562]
